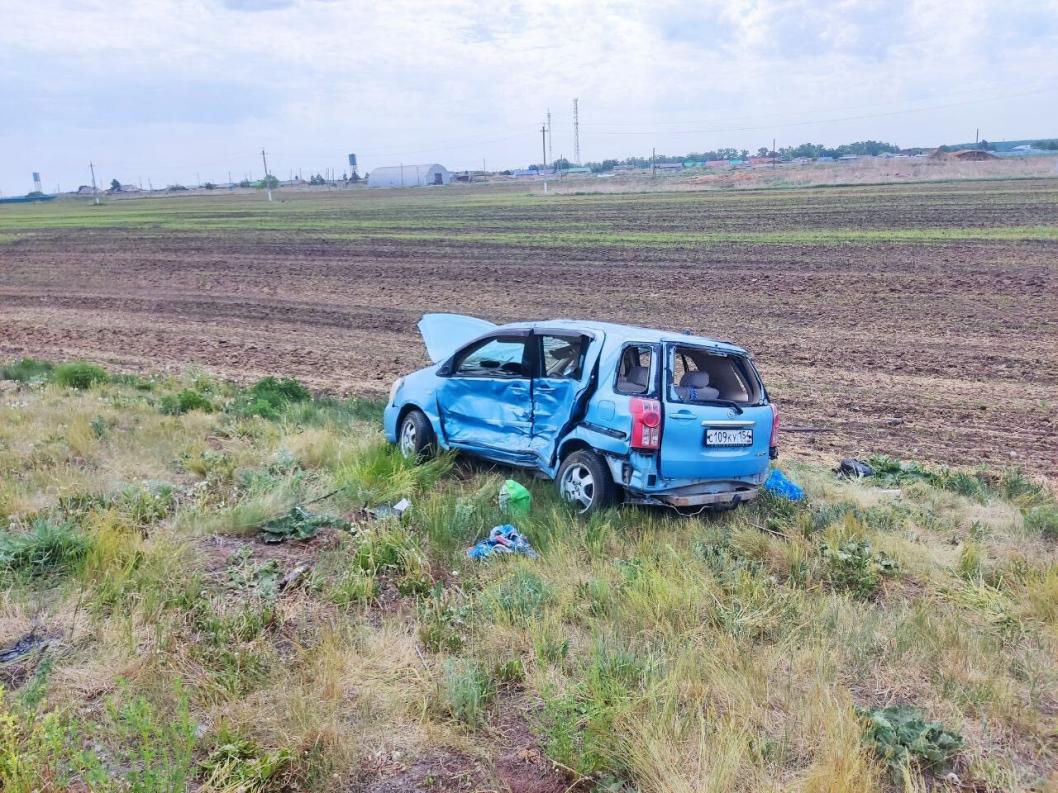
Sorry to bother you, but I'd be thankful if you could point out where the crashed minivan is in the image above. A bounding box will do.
[384,314,779,514]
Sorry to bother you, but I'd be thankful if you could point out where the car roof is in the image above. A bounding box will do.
[493,319,748,355]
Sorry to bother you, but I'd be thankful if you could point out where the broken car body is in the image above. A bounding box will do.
[384,314,779,513]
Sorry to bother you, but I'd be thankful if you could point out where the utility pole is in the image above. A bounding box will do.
[89,161,100,205]
[975,128,980,144]
[651,147,656,178]
[772,137,777,168]
[541,123,548,167]
[573,98,580,164]
[547,108,553,163]
[260,148,272,201]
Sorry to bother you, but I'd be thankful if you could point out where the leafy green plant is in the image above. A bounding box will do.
[353,524,432,594]
[231,377,311,419]
[820,540,899,599]
[0,357,53,383]
[159,388,214,415]
[857,704,963,780]
[226,549,282,600]
[53,361,108,389]
[1024,504,1058,540]
[77,685,198,793]
[258,505,350,544]
[200,730,293,793]
[0,518,91,579]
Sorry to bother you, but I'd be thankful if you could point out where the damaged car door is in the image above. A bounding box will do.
[436,332,534,460]
[529,331,600,465]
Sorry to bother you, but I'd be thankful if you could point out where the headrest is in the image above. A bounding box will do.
[679,370,711,388]
[627,365,649,387]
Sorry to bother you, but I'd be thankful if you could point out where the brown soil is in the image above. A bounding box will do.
[1,182,1056,476]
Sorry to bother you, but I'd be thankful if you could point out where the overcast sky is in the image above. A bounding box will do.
[2,0,1057,194]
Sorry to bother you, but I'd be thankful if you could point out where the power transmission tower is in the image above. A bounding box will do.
[546,108,553,163]
[89,161,100,205]
[260,148,273,201]
[541,124,548,167]
[572,98,580,164]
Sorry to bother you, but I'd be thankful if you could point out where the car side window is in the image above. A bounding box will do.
[453,336,528,377]
[539,335,585,379]
[614,344,654,395]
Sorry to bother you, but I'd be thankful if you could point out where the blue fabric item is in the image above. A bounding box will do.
[466,524,538,559]
[764,469,805,501]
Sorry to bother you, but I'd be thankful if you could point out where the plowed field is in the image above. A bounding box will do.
[2,179,1056,474]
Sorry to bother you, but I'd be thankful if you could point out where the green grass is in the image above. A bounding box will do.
[0,360,1056,792]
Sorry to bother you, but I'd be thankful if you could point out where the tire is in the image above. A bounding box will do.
[557,449,616,515]
[397,409,436,461]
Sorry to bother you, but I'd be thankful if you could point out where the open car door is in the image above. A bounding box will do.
[418,313,497,363]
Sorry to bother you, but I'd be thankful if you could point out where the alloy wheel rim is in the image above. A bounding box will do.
[399,420,417,457]
[561,463,595,513]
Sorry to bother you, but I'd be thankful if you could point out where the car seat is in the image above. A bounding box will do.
[676,370,720,401]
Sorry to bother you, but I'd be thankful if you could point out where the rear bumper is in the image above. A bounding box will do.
[627,483,760,508]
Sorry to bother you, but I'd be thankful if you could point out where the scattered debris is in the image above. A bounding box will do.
[367,497,412,520]
[279,563,311,592]
[763,469,805,501]
[0,630,43,664]
[259,505,351,544]
[467,525,538,559]
[499,480,532,516]
[837,458,875,479]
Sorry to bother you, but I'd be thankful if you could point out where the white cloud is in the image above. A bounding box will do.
[1,0,1056,193]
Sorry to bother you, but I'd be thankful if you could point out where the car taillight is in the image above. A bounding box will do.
[768,402,780,457]
[630,397,661,450]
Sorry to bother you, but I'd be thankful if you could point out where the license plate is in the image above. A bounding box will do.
[705,428,753,447]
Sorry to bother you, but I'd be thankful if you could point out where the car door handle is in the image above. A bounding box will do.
[536,383,555,392]
[669,410,696,421]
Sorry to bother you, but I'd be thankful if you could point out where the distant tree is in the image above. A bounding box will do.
[260,175,279,189]
[350,171,360,182]
[309,173,326,185]
[756,147,770,158]
[238,179,252,188]
[1037,140,1058,150]
[590,159,619,172]
[109,178,121,192]
[204,182,216,190]
[552,157,571,171]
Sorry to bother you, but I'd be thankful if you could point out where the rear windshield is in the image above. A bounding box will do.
[666,344,763,405]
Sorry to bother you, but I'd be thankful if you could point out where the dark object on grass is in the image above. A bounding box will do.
[258,505,351,543]
[0,631,43,664]
[838,458,875,479]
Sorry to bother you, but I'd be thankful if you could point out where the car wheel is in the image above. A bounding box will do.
[398,409,435,461]
[557,450,616,515]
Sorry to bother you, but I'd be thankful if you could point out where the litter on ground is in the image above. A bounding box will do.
[0,631,43,664]
[367,497,412,519]
[467,524,538,559]
[499,480,531,516]
[838,458,875,479]
[763,469,805,501]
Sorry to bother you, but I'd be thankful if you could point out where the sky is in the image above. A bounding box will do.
[1,0,1057,195]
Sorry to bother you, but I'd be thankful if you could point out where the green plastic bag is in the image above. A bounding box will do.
[499,479,532,516]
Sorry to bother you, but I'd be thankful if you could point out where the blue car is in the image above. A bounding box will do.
[384,314,779,514]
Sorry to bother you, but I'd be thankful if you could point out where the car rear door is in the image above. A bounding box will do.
[436,332,533,458]
[529,330,601,464]
[659,342,772,480]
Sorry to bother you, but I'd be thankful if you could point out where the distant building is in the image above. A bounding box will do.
[367,163,451,188]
